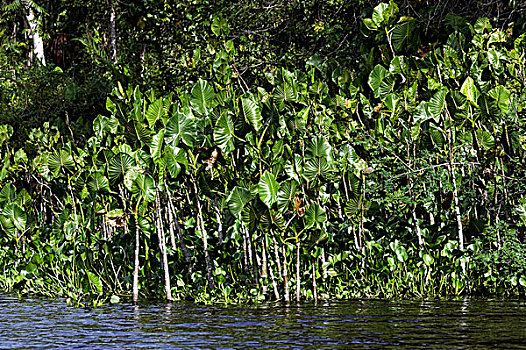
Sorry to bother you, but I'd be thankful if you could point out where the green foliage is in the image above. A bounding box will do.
[0,1,525,305]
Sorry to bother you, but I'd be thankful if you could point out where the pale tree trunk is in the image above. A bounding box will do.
[24,2,46,66]
[155,189,173,301]
[295,239,301,303]
[312,259,318,304]
[260,234,268,297]
[133,212,140,303]
[282,246,290,303]
[444,106,464,250]
[192,179,215,288]
[109,0,117,63]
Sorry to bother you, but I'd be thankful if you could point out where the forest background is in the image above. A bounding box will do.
[0,0,525,305]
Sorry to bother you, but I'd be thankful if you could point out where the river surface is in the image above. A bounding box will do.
[0,296,525,349]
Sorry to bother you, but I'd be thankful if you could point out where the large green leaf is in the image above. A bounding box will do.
[273,83,297,104]
[88,172,110,193]
[414,88,448,123]
[308,136,332,159]
[190,79,216,116]
[303,158,331,182]
[132,173,156,202]
[277,180,298,214]
[460,76,480,105]
[368,65,391,99]
[475,129,495,150]
[429,127,445,149]
[371,2,398,26]
[226,186,252,217]
[391,18,416,52]
[211,16,229,37]
[108,152,135,182]
[164,145,186,179]
[145,98,166,128]
[149,129,164,161]
[165,107,197,147]
[240,95,262,131]
[47,150,75,177]
[428,88,448,119]
[258,171,279,208]
[134,121,152,145]
[488,86,510,114]
[0,203,26,232]
[93,115,119,139]
[474,17,491,34]
[0,124,13,147]
[0,183,16,204]
[213,111,235,153]
[305,203,326,230]
[241,204,259,233]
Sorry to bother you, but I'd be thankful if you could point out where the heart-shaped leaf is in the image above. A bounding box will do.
[190,79,216,116]
[258,171,280,208]
[305,203,326,230]
[213,111,235,153]
[227,186,252,217]
[165,107,197,147]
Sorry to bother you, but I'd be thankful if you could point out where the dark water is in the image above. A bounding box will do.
[1,296,525,349]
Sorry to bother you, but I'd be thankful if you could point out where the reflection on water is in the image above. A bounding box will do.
[0,296,525,349]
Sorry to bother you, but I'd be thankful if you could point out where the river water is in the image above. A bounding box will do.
[0,296,525,349]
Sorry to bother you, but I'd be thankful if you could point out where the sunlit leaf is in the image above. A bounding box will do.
[277,180,298,214]
[258,171,279,208]
[460,76,480,105]
[308,136,332,159]
[132,173,156,202]
[145,98,166,128]
[165,107,197,147]
[488,86,510,114]
[240,95,262,131]
[149,129,164,161]
[213,111,235,153]
[108,152,135,182]
[47,150,75,177]
[190,79,216,116]
[88,172,110,193]
[0,203,26,232]
[303,158,330,182]
[86,271,103,294]
[391,18,416,52]
[305,203,326,230]
[227,186,252,217]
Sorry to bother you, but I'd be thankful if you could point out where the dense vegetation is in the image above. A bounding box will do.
[1,0,525,305]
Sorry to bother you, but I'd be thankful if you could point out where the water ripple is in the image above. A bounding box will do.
[0,296,525,349]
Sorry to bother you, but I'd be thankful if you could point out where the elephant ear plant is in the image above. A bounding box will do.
[0,2,525,304]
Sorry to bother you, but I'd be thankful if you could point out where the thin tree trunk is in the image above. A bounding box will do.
[133,212,140,303]
[265,233,279,300]
[272,236,282,279]
[242,224,250,274]
[165,188,177,250]
[320,248,327,279]
[214,197,223,244]
[312,259,318,304]
[167,188,192,268]
[155,189,173,301]
[295,239,301,303]
[260,234,268,297]
[445,107,464,250]
[109,0,117,63]
[192,180,215,288]
[282,245,290,303]
[242,222,257,282]
[24,2,45,66]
